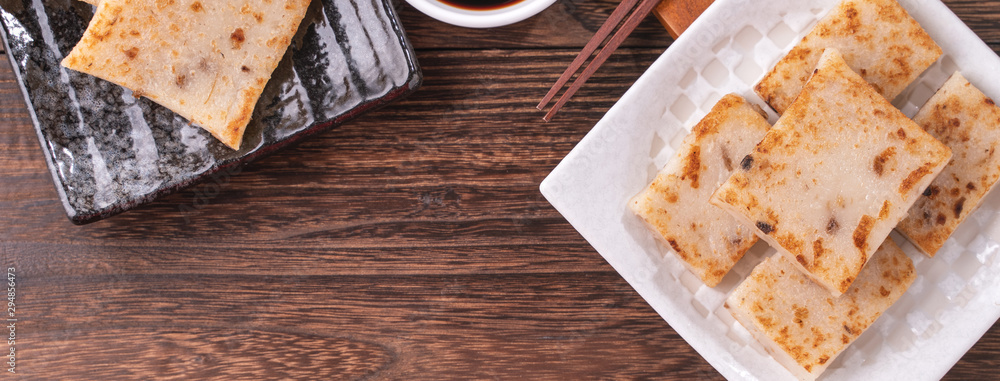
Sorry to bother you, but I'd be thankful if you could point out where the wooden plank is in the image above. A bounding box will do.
[653,0,715,38]
[1,1,1000,378]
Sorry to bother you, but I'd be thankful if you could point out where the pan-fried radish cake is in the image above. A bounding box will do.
[62,0,311,149]
[629,94,771,287]
[710,49,951,296]
[897,73,1000,257]
[725,239,915,381]
[755,0,941,115]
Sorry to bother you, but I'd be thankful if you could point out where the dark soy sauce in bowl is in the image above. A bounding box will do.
[437,0,526,11]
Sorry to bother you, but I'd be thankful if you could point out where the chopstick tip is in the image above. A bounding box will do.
[543,109,558,122]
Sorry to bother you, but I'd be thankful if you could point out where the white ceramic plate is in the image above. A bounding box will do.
[540,0,1000,379]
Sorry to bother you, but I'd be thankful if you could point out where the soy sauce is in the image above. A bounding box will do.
[438,0,526,11]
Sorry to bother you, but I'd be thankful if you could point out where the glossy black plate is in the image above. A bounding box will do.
[0,0,422,224]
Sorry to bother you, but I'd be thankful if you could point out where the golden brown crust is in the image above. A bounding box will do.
[726,239,915,380]
[711,49,951,296]
[756,0,942,115]
[629,94,772,287]
[62,0,311,149]
[897,72,1000,256]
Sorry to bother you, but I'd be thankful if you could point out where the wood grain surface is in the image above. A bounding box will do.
[1,0,999,379]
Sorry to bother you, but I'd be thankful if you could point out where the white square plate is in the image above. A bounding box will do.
[540,0,1000,379]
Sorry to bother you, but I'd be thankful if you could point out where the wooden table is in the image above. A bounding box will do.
[1,0,998,378]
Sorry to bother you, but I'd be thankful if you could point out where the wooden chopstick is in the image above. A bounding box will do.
[540,0,662,121]
[536,0,641,111]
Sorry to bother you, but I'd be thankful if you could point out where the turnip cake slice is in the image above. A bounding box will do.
[629,94,771,287]
[725,239,915,381]
[711,49,951,296]
[897,72,1000,256]
[62,0,311,149]
[755,0,941,115]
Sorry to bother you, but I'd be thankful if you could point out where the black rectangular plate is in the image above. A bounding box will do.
[0,0,422,224]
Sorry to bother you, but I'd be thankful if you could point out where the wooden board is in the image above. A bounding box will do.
[0,0,997,378]
[654,0,715,38]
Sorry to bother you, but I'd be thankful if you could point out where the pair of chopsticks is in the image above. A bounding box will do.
[537,0,662,121]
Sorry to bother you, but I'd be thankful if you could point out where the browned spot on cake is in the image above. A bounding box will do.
[967,182,977,191]
[667,238,682,255]
[842,5,861,34]
[681,146,702,189]
[730,174,750,190]
[778,326,791,344]
[895,128,907,140]
[879,286,891,297]
[793,305,809,327]
[692,115,720,139]
[987,97,996,106]
[241,65,251,73]
[780,234,805,259]
[230,28,246,49]
[786,47,812,62]
[190,1,203,11]
[840,276,855,292]
[795,254,809,268]
[175,74,186,88]
[664,189,678,203]
[923,185,940,197]
[813,238,825,259]
[878,200,891,220]
[757,315,775,330]
[853,215,875,253]
[756,130,786,155]
[936,213,947,225]
[123,46,139,59]
[812,328,826,348]
[877,2,904,22]
[873,147,896,176]
[954,197,966,218]
[900,163,934,195]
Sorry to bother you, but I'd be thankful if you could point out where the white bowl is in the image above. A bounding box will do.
[406,0,557,28]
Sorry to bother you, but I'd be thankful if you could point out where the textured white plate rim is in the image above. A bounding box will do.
[540,0,1000,379]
